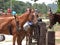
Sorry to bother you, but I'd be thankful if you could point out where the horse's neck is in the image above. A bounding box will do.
[32,12,38,24]
[18,11,30,26]
[21,11,30,19]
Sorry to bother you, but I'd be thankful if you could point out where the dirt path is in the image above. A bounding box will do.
[55,31,60,45]
[55,31,60,39]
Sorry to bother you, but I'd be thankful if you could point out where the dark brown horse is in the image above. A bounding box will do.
[48,9,60,29]
[0,8,32,45]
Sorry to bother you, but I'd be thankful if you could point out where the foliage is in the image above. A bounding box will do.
[48,3,58,13]
[57,0,60,12]
[0,0,56,14]
[32,3,47,14]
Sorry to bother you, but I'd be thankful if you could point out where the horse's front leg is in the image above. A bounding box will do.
[17,34,22,45]
[17,31,26,45]
[13,34,16,45]
[26,31,32,45]
[26,35,30,45]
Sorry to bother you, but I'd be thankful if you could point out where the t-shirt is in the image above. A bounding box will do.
[12,11,16,15]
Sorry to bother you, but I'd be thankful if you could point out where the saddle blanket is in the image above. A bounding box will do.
[23,21,33,31]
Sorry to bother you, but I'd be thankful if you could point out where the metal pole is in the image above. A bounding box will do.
[3,0,5,10]
[10,0,12,10]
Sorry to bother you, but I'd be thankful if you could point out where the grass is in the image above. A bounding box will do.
[56,39,60,43]
[48,23,60,31]
[54,25,60,31]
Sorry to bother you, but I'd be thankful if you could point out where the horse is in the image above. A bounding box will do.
[22,9,41,45]
[0,17,15,41]
[0,8,32,45]
[16,8,37,45]
[0,15,17,45]
[48,9,60,29]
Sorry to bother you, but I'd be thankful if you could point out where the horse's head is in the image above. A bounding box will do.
[48,12,55,29]
[26,7,31,13]
[49,13,59,29]
[23,9,39,36]
[28,9,38,24]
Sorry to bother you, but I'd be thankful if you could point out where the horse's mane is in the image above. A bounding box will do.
[17,11,30,19]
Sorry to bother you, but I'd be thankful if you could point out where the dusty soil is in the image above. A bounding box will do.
[55,31,60,45]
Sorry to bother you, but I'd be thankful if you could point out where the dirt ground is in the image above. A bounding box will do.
[55,31,60,45]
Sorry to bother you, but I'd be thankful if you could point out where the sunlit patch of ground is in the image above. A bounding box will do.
[0,35,26,45]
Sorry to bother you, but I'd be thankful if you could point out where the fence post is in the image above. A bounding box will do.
[48,31,55,45]
[37,22,47,45]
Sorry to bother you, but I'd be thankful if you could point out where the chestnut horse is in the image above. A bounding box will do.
[16,9,37,45]
[0,15,17,45]
[0,8,32,45]
[23,9,40,45]
[48,9,60,29]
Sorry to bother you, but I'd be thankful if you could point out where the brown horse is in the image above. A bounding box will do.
[0,16,17,45]
[48,9,60,29]
[0,8,32,45]
[23,9,40,45]
[16,8,37,45]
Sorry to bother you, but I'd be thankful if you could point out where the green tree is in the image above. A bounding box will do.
[32,2,47,14]
[57,0,60,12]
[13,1,27,14]
[26,2,32,8]
[41,2,47,14]
[0,0,48,14]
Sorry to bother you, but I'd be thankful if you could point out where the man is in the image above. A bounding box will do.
[0,9,3,15]
[12,10,17,19]
[7,8,12,13]
[7,8,12,15]
[34,9,42,22]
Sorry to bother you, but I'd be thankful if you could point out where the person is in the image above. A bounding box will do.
[7,8,12,15]
[12,10,17,19]
[34,9,42,22]
[0,9,4,15]
[35,9,39,17]
[7,8,12,13]
[47,8,52,15]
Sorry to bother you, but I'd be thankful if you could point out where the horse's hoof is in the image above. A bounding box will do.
[0,35,5,42]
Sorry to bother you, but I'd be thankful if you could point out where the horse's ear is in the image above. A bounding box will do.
[26,7,31,12]
[31,9,35,13]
